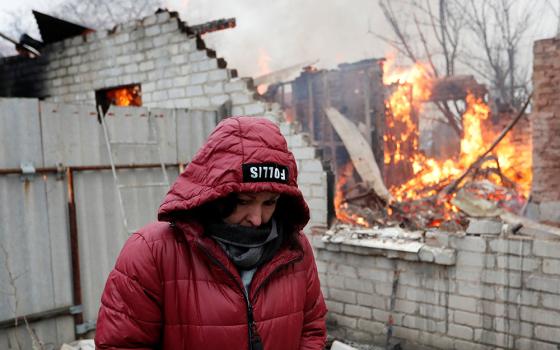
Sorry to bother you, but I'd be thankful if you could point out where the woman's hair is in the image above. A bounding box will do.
[184,193,302,250]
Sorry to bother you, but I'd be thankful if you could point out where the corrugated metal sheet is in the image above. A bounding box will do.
[0,98,219,347]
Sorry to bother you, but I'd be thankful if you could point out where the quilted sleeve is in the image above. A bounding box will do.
[299,235,327,350]
[95,233,163,350]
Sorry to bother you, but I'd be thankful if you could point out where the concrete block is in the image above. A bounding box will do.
[392,326,420,341]
[449,295,478,312]
[418,303,447,320]
[356,267,392,282]
[448,323,474,340]
[393,299,417,314]
[453,310,484,327]
[298,172,323,185]
[345,304,372,319]
[191,96,211,108]
[515,338,557,350]
[300,159,323,173]
[457,251,492,268]
[402,315,443,333]
[203,81,224,94]
[328,313,357,328]
[292,147,317,160]
[543,258,560,274]
[495,287,539,306]
[330,288,357,304]
[210,94,229,106]
[466,219,502,235]
[209,69,229,81]
[451,236,487,252]
[145,25,161,37]
[454,281,493,299]
[520,306,560,326]
[535,325,560,343]
[185,85,203,97]
[481,270,521,287]
[243,103,266,115]
[489,239,532,255]
[325,274,345,288]
[542,292,560,310]
[540,200,560,222]
[475,329,515,348]
[534,240,560,258]
[357,319,384,334]
[526,275,560,293]
[481,301,518,318]
[496,255,540,271]
[325,300,344,313]
[356,292,386,309]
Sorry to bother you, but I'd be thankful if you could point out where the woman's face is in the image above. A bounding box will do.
[223,191,280,227]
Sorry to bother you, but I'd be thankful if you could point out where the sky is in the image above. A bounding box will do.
[0,0,558,79]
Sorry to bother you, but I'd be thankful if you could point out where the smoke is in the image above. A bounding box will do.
[166,0,391,77]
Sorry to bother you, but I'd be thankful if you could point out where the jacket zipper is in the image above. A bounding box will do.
[196,242,261,350]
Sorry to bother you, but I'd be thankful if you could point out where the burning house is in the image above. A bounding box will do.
[1,6,560,350]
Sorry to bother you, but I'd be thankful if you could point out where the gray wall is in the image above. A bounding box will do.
[312,229,560,349]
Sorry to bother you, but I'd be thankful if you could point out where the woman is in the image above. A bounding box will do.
[94,116,327,349]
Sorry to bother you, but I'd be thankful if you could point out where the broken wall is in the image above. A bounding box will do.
[0,10,329,229]
[531,38,560,223]
[311,228,560,350]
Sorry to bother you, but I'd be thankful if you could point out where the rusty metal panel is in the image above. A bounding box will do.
[73,167,180,323]
[102,105,176,165]
[0,174,74,347]
[0,98,43,169]
[176,109,217,163]
[40,102,106,167]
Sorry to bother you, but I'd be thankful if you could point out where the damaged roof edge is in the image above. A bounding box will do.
[32,10,94,44]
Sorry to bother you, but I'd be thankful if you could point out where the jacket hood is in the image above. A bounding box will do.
[158,116,310,231]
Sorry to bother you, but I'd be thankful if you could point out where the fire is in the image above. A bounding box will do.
[334,162,370,227]
[257,48,271,94]
[382,57,532,204]
[106,85,141,106]
[332,54,532,228]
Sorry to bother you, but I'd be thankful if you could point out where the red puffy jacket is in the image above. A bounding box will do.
[95,116,327,350]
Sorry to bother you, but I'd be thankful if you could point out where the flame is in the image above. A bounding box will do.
[334,162,370,227]
[333,54,532,228]
[382,56,532,205]
[257,48,271,94]
[106,85,141,106]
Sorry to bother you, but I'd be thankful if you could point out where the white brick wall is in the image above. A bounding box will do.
[0,9,329,231]
[312,231,560,349]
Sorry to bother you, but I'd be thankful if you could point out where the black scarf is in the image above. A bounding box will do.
[206,219,283,270]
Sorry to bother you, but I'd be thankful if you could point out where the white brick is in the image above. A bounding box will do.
[448,323,474,340]
[292,147,316,160]
[344,278,373,293]
[533,240,560,259]
[453,310,484,327]
[225,79,248,93]
[210,94,230,106]
[394,299,416,313]
[474,329,514,348]
[454,281,494,299]
[543,258,560,274]
[345,304,371,319]
[515,338,557,350]
[481,270,521,287]
[457,251,493,268]
[243,103,266,115]
[190,72,208,84]
[300,159,323,172]
[449,295,478,312]
[329,288,356,304]
[466,219,502,235]
[496,255,540,271]
[203,82,224,94]
[521,306,560,326]
[186,85,203,97]
[356,292,387,309]
[189,97,210,108]
[357,319,384,334]
[526,275,560,293]
[451,236,487,252]
[298,173,323,185]
[325,300,344,313]
[208,69,229,81]
[490,239,532,255]
[481,300,518,318]
[542,293,560,310]
[403,315,444,333]
[168,88,185,99]
[145,25,161,37]
[328,313,357,328]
